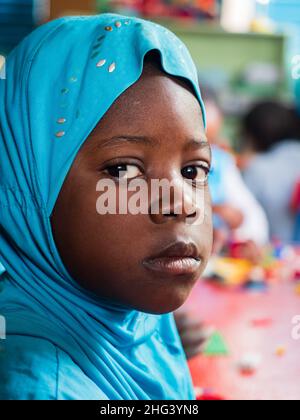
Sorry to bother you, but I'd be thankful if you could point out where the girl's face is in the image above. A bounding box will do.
[51,61,213,314]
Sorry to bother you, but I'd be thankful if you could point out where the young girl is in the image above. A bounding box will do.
[0,14,212,400]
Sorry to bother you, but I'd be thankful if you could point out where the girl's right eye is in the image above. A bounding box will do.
[103,164,143,180]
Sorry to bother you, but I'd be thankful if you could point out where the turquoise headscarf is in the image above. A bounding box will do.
[0,14,205,400]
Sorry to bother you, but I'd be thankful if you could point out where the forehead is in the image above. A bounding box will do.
[91,64,205,141]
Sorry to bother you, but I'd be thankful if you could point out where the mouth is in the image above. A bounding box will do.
[142,241,202,276]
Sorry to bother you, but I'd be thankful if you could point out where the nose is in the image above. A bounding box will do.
[148,175,200,225]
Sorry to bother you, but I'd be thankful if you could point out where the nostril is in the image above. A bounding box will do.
[163,211,176,217]
[187,210,197,218]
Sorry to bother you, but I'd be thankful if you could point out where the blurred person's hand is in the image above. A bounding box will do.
[231,240,263,264]
[174,309,214,360]
[213,228,229,255]
[213,204,244,230]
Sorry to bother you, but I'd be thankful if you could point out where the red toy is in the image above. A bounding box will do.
[291,180,300,243]
[291,180,300,213]
[195,387,225,400]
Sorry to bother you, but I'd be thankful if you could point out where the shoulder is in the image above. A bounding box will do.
[0,334,102,400]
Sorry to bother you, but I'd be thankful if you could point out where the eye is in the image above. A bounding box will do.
[104,164,143,180]
[181,164,210,184]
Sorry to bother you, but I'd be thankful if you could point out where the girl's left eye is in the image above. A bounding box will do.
[181,164,210,183]
[104,164,142,180]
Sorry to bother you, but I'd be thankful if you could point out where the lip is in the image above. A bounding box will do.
[143,241,202,276]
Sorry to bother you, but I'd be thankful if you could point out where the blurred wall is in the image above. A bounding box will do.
[50,0,95,19]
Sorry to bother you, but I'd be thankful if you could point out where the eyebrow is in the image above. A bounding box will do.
[99,135,155,149]
[184,139,211,153]
[98,135,210,152]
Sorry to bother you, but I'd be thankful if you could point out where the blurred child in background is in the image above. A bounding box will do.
[241,101,300,243]
[202,88,269,259]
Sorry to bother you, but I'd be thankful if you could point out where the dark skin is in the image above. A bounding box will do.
[51,58,213,315]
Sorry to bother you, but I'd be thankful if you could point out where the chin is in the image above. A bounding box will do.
[138,289,193,315]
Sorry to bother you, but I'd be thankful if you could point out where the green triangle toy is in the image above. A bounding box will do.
[203,331,229,356]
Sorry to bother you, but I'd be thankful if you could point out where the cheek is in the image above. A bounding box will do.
[199,189,213,253]
[71,212,154,299]
[74,210,148,270]
[72,175,147,250]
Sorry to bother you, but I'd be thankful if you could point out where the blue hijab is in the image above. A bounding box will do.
[0,14,205,400]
